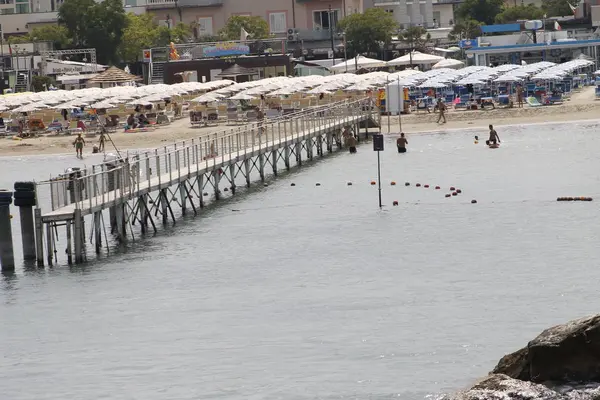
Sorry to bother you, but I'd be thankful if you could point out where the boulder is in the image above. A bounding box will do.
[492,315,600,383]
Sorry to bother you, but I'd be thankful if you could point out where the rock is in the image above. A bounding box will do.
[492,315,600,383]
[448,374,563,400]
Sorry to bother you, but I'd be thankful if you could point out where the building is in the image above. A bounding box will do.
[368,0,456,29]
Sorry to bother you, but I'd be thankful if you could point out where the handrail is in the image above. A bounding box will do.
[49,97,376,213]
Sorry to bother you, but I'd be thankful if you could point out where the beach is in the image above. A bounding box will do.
[1,86,597,157]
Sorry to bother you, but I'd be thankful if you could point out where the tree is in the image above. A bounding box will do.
[219,16,269,41]
[448,19,483,41]
[58,0,126,64]
[28,25,71,49]
[455,0,505,25]
[495,4,545,23]
[156,22,192,46]
[57,0,95,46]
[542,0,573,17]
[120,13,161,63]
[398,26,431,51]
[31,75,56,92]
[337,8,397,58]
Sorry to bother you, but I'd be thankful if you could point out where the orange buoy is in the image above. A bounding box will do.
[435,186,440,190]
[391,181,396,186]
[393,200,399,206]
[424,184,430,188]
[445,194,451,198]
[371,181,376,185]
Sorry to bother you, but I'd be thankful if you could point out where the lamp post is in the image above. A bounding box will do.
[342,31,348,72]
[328,5,335,61]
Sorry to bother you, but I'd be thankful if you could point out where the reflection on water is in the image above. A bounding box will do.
[1,121,600,399]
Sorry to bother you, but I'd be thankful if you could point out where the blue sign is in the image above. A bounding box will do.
[459,39,479,49]
[204,43,250,57]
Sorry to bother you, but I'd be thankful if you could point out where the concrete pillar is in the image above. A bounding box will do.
[14,181,36,261]
[214,169,221,200]
[258,154,265,181]
[197,175,205,208]
[73,208,84,263]
[0,190,14,272]
[295,142,302,165]
[94,211,102,253]
[34,208,44,266]
[271,150,278,176]
[179,184,187,215]
[229,164,237,194]
[244,159,251,187]
[284,145,291,170]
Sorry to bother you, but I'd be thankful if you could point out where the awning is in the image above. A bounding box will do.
[56,73,99,82]
[481,24,521,34]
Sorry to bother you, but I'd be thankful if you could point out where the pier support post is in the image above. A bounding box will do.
[46,223,54,266]
[94,211,102,253]
[214,169,221,200]
[258,154,265,182]
[179,183,187,215]
[244,159,251,187]
[0,190,14,272]
[73,208,84,263]
[307,139,314,160]
[316,135,323,156]
[271,150,278,176]
[106,162,120,231]
[295,142,302,166]
[284,146,291,170]
[66,220,73,265]
[160,189,168,224]
[198,175,205,208]
[229,164,236,194]
[14,181,37,261]
[114,202,126,241]
[326,133,333,153]
[34,208,44,266]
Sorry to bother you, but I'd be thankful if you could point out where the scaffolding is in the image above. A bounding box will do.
[39,48,98,76]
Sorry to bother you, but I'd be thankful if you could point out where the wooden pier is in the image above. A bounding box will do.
[34,98,380,265]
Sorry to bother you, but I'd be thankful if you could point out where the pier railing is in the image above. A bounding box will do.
[43,97,377,214]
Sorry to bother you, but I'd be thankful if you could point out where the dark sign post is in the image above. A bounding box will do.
[373,134,384,208]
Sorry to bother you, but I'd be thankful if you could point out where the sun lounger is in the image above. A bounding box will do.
[526,96,542,107]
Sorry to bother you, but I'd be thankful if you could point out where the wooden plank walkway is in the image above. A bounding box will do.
[42,106,375,222]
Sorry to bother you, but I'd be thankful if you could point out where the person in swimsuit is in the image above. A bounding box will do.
[486,125,500,146]
[73,133,85,158]
[397,133,408,153]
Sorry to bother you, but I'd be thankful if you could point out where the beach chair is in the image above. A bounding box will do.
[526,97,542,107]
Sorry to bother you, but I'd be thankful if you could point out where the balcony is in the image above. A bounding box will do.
[373,0,401,5]
[145,0,222,9]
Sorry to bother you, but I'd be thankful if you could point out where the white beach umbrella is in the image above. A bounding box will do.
[388,51,444,67]
[330,55,388,73]
[12,102,49,112]
[432,59,465,70]
[229,92,256,100]
[191,92,224,102]
[91,100,116,109]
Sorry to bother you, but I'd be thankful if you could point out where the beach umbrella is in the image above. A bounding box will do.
[229,92,256,100]
[12,102,49,112]
[388,51,444,67]
[330,55,388,73]
[432,59,465,70]
[91,100,116,109]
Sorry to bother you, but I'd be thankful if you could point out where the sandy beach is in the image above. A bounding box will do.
[1,87,598,157]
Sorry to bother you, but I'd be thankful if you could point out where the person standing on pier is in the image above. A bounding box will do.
[73,133,85,159]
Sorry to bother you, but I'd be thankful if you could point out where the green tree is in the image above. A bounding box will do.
[455,0,505,25]
[448,19,483,41]
[156,22,192,45]
[495,4,545,23]
[218,16,269,41]
[542,0,573,16]
[58,0,126,63]
[28,25,72,49]
[119,13,160,63]
[57,0,95,46]
[397,26,431,66]
[31,75,56,92]
[337,8,397,57]
[6,35,30,44]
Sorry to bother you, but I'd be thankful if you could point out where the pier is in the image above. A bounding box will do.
[5,98,379,269]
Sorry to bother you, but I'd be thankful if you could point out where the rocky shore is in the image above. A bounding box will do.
[443,315,600,400]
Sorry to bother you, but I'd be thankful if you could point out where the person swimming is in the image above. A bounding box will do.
[486,125,500,146]
[397,133,408,153]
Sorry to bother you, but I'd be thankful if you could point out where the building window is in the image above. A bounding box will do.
[268,12,286,34]
[15,0,28,13]
[196,17,213,35]
[313,9,339,30]
[433,11,440,27]
[124,0,136,6]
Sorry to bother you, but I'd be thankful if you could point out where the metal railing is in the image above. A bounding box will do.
[44,98,377,215]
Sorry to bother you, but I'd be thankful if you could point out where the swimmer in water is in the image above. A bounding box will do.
[486,125,500,146]
[396,133,408,153]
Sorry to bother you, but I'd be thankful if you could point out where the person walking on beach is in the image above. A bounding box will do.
[516,84,524,108]
[397,133,408,153]
[98,130,106,152]
[486,125,500,146]
[436,98,446,124]
[73,133,85,158]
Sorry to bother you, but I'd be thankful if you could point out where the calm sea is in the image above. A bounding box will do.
[2,121,600,400]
